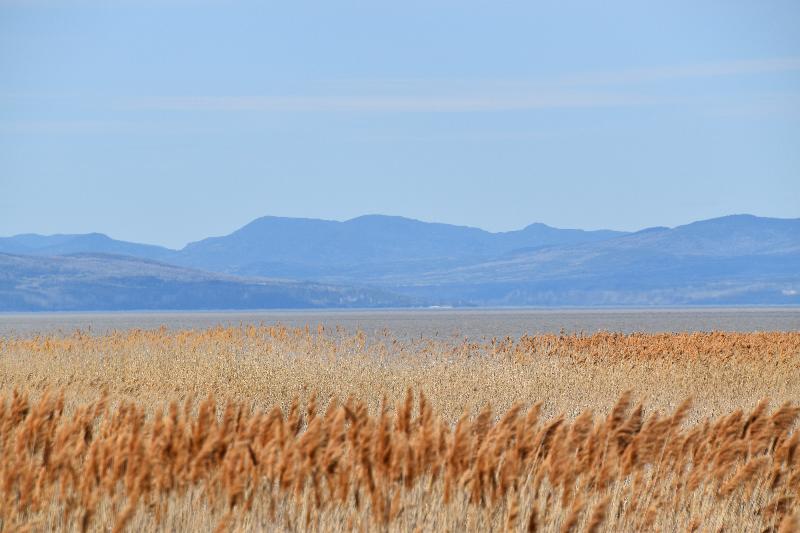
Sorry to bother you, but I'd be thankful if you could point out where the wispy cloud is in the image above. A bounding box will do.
[706,92,800,119]
[135,57,800,114]
[557,58,800,86]
[0,119,129,134]
[337,57,800,92]
[0,0,218,6]
[139,92,656,113]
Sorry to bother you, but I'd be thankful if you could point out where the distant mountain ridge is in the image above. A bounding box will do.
[0,232,173,261]
[398,215,800,306]
[0,253,406,311]
[1,213,798,309]
[175,215,627,277]
[0,215,628,277]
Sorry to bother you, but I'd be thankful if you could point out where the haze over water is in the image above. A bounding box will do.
[1,308,798,340]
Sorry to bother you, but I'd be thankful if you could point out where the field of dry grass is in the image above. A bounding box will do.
[1,325,799,531]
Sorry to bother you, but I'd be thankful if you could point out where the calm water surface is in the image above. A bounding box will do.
[0,308,798,339]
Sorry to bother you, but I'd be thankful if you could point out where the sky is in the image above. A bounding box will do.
[1,1,799,249]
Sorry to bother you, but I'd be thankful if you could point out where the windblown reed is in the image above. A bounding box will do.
[0,389,798,531]
[1,325,799,531]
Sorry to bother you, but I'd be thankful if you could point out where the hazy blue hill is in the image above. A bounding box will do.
[420,215,800,278]
[1,214,797,309]
[175,214,627,277]
[0,215,629,279]
[0,253,407,311]
[0,233,175,261]
[635,214,800,255]
[0,233,82,251]
[493,223,626,254]
[394,215,800,305]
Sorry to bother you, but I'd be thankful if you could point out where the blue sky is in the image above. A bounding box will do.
[1,1,799,248]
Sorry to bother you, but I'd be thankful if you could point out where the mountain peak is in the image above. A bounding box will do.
[633,226,670,235]
[521,222,552,230]
[344,214,426,226]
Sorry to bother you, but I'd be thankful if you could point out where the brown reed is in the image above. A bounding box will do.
[0,387,798,531]
[2,325,799,531]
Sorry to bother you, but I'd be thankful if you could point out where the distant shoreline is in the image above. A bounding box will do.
[2,304,800,316]
[3,306,798,339]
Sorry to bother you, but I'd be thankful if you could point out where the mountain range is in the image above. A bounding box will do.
[1,214,798,310]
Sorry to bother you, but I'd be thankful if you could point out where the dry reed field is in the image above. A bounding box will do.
[1,325,800,531]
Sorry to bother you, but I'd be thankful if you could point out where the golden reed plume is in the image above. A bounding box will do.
[0,388,798,531]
